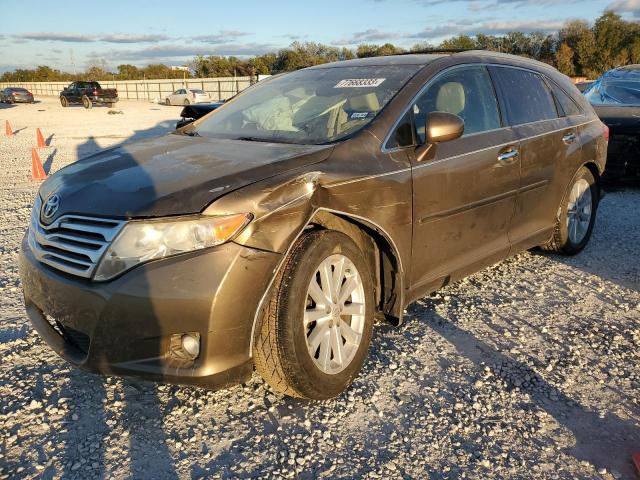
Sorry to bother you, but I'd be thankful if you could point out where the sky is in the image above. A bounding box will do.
[0,0,635,73]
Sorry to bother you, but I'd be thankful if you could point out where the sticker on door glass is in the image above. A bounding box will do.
[334,78,385,88]
[350,112,371,119]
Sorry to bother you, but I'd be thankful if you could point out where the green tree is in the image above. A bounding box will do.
[555,43,576,76]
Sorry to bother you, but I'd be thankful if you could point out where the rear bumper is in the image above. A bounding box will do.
[19,234,281,389]
[91,96,118,103]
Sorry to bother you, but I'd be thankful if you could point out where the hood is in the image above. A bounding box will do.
[39,134,333,220]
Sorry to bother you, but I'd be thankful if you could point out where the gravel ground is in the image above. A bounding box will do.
[0,97,639,479]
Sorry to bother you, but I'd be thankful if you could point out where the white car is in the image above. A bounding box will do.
[165,88,210,106]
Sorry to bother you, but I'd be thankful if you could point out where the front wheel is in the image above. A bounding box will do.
[60,96,68,107]
[254,230,375,400]
[541,166,598,255]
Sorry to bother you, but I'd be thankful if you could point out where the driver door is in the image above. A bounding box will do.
[406,65,520,292]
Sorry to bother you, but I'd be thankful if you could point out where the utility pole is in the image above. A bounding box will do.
[70,48,76,75]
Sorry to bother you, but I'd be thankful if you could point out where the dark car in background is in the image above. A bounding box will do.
[60,81,118,109]
[0,87,34,104]
[176,101,224,129]
[20,51,607,400]
[584,65,640,180]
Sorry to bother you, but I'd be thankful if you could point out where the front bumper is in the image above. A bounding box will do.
[19,234,281,389]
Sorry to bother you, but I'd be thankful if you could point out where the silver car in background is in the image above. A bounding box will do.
[1,87,34,104]
[165,88,210,106]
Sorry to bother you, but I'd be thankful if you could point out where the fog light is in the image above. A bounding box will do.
[169,332,200,361]
[181,334,200,358]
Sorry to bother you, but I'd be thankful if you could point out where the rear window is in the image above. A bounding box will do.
[11,88,28,92]
[585,78,640,106]
[548,81,582,117]
[190,89,205,94]
[492,67,558,125]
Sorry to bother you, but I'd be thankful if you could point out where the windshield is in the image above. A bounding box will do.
[584,74,640,106]
[193,65,421,144]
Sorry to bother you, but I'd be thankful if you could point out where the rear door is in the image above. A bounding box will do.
[490,66,581,248]
[406,64,520,292]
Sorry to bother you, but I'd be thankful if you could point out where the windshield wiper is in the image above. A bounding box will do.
[234,136,285,143]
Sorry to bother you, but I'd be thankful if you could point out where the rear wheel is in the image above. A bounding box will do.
[254,230,375,400]
[60,96,68,107]
[541,166,598,255]
[184,99,190,106]
[82,96,92,109]
[165,98,171,106]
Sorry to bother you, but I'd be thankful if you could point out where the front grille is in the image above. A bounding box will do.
[28,196,126,279]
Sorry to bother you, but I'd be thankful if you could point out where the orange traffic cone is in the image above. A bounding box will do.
[36,128,46,148]
[31,148,47,180]
[5,120,13,136]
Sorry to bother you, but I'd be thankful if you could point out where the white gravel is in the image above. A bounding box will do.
[1,97,639,479]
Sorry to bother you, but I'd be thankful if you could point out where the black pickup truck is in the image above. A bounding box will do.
[60,81,118,109]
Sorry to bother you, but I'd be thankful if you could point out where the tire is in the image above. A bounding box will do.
[540,166,599,255]
[60,96,68,107]
[82,96,92,109]
[184,99,190,106]
[165,98,171,106]
[254,230,375,400]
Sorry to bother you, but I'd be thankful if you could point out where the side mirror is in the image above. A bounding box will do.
[415,112,465,162]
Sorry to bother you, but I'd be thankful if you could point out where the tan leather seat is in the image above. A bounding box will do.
[347,93,380,112]
[436,82,465,115]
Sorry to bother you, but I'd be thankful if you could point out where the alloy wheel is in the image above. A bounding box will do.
[566,178,592,244]
[304,254,366,375]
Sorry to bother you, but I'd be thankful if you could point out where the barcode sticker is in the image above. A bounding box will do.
[334,78,386,88]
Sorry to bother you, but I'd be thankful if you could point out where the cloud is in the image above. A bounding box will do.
[331,29,399,45]
[409,19,565,39]
[14,32,173,44]
[18,32,95,42]
[606,0,640,16]
[191,31,250,44]
[96,42,278,62]
[99,34,171,43]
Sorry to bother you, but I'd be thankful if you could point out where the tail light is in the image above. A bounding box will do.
[27,91,32,95]
[192,92,196,98]
[92,89,98,96]
[11,92,17,96]
[602,123,609,142]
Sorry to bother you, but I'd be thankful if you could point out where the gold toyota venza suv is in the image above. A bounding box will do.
[20,51,608,399]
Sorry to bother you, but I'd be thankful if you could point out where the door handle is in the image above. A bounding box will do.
[497,149,519,162]
[562,133,576,144]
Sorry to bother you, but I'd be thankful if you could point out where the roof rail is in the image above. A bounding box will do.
[397,48,485,55]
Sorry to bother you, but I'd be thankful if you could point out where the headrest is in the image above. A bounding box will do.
[436,82,465,115]
[347,93,380,112]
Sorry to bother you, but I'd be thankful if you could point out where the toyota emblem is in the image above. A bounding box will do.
[42,194,60,219]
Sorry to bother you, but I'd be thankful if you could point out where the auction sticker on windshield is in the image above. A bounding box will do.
[334,78,386,88]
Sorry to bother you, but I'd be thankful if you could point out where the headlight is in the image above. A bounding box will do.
[94,213,251,281]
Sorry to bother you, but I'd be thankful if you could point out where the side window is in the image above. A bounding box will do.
[493,67,558,125]
[548,81,582,117]
[414,66,501,142]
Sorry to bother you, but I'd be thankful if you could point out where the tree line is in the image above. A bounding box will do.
[2,12,638,84]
